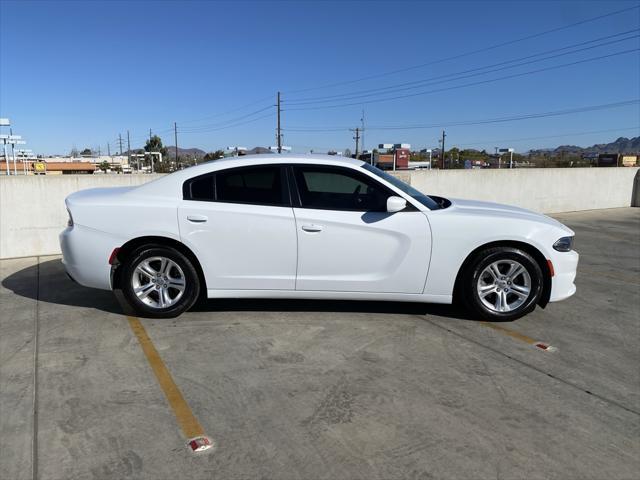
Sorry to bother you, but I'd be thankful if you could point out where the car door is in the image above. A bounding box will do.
[291,164,431,294]
[178,165,297,291]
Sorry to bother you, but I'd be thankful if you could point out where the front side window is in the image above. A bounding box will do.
[293,165,391,211]
[215,166,287,206]
[362,163,441,210]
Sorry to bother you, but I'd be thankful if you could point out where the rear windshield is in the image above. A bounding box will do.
[362,163,442,210]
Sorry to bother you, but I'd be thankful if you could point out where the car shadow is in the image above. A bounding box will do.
[2,258,124,314]
[2,258,478,321]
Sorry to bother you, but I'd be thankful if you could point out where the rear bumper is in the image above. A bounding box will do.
[549,250,579,302]
[59,225,121,290]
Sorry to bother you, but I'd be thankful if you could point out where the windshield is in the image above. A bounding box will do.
[362,163,442,210]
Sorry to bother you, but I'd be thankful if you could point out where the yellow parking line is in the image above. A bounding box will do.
[480,322,555,351]
[127,316,206,440]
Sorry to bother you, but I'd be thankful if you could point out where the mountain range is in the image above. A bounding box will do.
[529,136,639,156]
[165,146,207,158]
[164,136,639,158]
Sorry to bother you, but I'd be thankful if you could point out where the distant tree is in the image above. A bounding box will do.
[144,135,169,172]
[70,147,80,158]
[343,148,352,158]
[203,150,224,161]
[144,135,167,156]
[98,160,110,172]
[80,148,93,156]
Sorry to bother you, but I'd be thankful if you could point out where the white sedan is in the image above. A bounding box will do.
[60,155,578,320]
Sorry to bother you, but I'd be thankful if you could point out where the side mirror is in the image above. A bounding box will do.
[387,195,407,213]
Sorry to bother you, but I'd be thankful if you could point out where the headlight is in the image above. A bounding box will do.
[67,209,74,227]
[553,236,574,252]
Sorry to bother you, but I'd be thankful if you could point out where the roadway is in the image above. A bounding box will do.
[1,208,638,480]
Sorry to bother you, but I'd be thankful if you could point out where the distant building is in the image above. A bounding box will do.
[594,154,639,167]
[0,161,96,174]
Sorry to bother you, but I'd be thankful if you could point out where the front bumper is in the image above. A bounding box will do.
[59,225,120,290]
[549,249,579,302]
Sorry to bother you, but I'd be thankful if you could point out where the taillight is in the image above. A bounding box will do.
[67,209,74,227]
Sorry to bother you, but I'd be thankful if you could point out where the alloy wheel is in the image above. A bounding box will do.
[131,256,186,309]
[476,259,532,313]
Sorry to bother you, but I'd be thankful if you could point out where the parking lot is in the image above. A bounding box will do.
[1,207,638,480]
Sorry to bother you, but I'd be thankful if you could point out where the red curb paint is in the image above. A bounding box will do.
[188,436,213,453]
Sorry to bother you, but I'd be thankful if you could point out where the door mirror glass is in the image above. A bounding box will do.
[387,196,407,213]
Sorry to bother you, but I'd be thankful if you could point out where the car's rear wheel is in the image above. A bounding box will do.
[460,247,543,321]
[121,245,200,318]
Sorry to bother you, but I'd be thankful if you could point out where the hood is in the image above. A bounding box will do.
[448,198,574,234]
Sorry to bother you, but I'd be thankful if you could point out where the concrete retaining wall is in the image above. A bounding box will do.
[0,175,164,259]
[403,167,639,213]
[1,167,637,259]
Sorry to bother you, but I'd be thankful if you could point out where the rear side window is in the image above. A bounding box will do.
[216,166,286,206]
[293,165,391,211]
[183,166,288,206]
[188,174,214,201]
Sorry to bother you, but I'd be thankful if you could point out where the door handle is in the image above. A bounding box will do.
[187,214,208,223]
[301,224,323,232]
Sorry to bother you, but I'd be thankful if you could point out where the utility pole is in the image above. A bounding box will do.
[9,128,15,175]
[174,122,178,166]
[361,109,365,157]
[441,130,447,169]
[350,127,360,159]
[149,128,152,142]
[107,143,111,157]
[127,130,131,171]
[277,91,282,153]
[118,133,124,155]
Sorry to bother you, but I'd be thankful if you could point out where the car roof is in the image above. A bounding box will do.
[134,154,366,197]
[198,153,363,169]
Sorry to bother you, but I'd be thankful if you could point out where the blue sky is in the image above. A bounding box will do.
[1,0,639,155]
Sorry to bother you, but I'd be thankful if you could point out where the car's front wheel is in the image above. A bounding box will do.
[121,245,200,318]
[460,247,543,321]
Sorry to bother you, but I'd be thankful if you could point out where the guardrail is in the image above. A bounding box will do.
[0,168,638,259]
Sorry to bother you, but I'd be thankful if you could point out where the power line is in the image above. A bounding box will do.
[179,106,274,133]
[285,4,640,94]
[179,111,275,134]
[453,126,640,148]
[177,95,274,125]
[285,30,639,105]
[284,48,640,111]
[283,99,639,132]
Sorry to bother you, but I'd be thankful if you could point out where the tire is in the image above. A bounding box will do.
[460,247,543,321]
[121,245,200,318]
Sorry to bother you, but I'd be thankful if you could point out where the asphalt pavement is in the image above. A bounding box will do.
[1,207,638,480]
